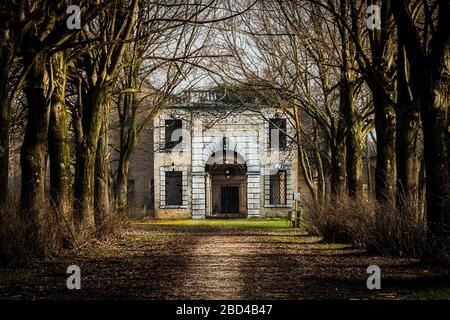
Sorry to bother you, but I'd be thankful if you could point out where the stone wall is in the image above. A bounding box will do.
[150,106,306,219]
[152,109,192,218]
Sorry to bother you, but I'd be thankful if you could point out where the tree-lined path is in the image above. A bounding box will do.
[1,219,449,299]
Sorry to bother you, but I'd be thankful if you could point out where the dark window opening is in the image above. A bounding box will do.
[270,170,287,205]
[164,119,182,150]
[269,118,287,149]
[165,171,183,206]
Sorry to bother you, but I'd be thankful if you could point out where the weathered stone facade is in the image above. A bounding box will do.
[142,102,309,219]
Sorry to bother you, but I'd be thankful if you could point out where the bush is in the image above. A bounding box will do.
[93,202,126,240]
[302,194,427,258]
[0,197,124,266]
[0,198,70,266]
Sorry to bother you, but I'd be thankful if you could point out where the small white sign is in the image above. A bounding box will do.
[293,193,301,201]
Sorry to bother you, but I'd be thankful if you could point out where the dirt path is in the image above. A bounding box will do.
[0,224,449,299]
[175,234,255,299]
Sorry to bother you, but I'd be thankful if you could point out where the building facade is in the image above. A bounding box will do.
[138,94,309,219]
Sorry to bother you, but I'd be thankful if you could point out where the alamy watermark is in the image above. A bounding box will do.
[67,5,81,30]
[66,265,81,290]
[66,4,381,31]
[367,5,381,30]
[366,265,381,290]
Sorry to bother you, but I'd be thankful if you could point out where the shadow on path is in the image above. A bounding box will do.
[1,224,449,299]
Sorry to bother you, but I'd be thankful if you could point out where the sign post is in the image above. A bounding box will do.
[292,192,301,228]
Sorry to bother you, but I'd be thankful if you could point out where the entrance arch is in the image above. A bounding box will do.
[205,150,248,218]
[190,134,261,219]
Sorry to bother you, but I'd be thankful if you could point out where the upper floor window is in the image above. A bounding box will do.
[269,118,287,150]
[164,119,182,150]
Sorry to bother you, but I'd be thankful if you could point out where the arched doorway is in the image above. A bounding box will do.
[205,150,247,218]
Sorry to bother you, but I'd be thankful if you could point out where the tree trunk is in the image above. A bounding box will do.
[361,0,397,202]
[73,89,106,232]
[392,0,450,263]
[395,44,419,210]
[337,1,360,199]
[94,107,111,233]
[421,71,450,262]
[293,108,318,200]
[314,148,326,201]
[346,131,364,198]
[341,79,364,198]
[115,150,131,212]
[330,125,346,197]
[114,91,137,212]
[297,143,318,200]
[48,53,71,215]
[74,145,96,231]
[374,92,396,201]
[0,51,12,206]
[395,110,419,203]
[20,54,50,246]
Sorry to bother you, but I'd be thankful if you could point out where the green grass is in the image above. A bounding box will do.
[272,235,322,244]
[310,243,352,250]
[87,244,122,256]
[271,235,351,249]
[133,218,291,230]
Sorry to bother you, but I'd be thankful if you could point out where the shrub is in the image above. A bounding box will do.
[0,197,124,266]
[0,198,70,266]
[93,202,126,240]
[302,194,427,258]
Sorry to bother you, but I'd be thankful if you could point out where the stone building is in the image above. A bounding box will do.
[123,90,309,219]
[6,90,375,217]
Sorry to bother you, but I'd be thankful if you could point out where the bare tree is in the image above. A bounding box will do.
[11,1,98,245]
[214,1,374,199]
[392,0,450,262]
[71,0,139,232]
[113,1,211,212]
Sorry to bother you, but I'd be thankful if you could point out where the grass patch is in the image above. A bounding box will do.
[134,218,291,230]
[79,231,184,257]
[87,244,122,257]
[132,231,183,242]
[272,235,322,244]
[271,235,351,249]
[310,243,352,250]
